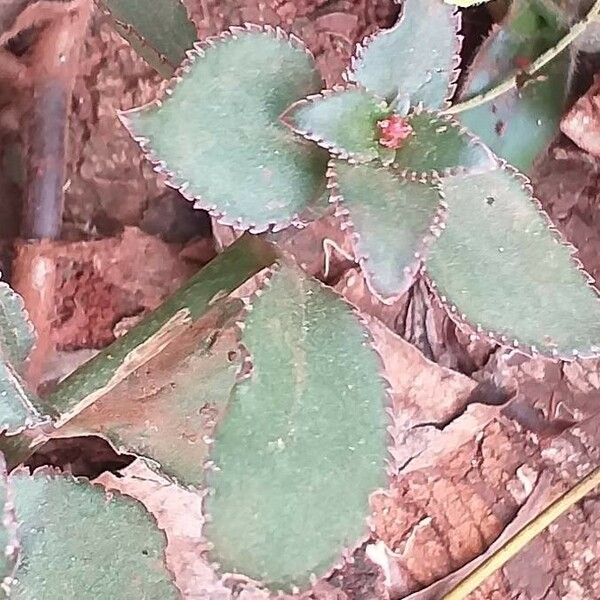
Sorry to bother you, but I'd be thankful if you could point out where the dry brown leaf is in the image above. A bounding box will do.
[400,471,554,600]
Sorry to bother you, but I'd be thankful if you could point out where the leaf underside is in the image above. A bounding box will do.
[457,0,569,172]
[204,265,388,590]
[125,29,328,232]
[332,160,443,299]
[348,0,460,109]
[282,87,390,163]
[395,110,496,175]
[427,169,600,357]
[97,0,196,70]
[9,470,178,599]
[0,284,41,434]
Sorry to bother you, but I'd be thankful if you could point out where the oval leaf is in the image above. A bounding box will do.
[282,87,390,163]
[457,0,569,172]
[426,168,600,358]
[394,109,496,175]
[330,160,444,299]
[347,0,460,109]
[123,27,328,232]
[204,265,389,590]
[9,469,179,599]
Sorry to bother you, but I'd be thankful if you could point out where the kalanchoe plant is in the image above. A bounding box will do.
[1,0,600,596]
[122,0,600,358]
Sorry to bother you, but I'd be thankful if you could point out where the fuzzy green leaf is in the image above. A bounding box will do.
[8,470,178,599]
[97,0,196,77]
[0,284,34,366]
[204,265,388,590]
[347,0,460,109]
[0,284,42,434]
[331,160,443,299]
[124,29,328,232]
[457,0,569,172]
[427,169,600,358]
[0,454,17,582]
[394,110,496,175]
[282,87,390,163]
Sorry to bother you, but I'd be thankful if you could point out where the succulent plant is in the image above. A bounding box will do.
[0,0,599,595]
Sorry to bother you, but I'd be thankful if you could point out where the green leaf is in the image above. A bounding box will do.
[0,284,42,434]
[0,284,34,366]
[394,109,496,175]
[97,0,197,77]
[457,0,570,172]
[47,235,277,424]
[330,160,444,299]
[0,454,17,582]
[426,168,600,358]
[123,27,328,232]
[204,265,389,590]
[282,87,390,163]
[347,0,460,109]
[9,469,178,599]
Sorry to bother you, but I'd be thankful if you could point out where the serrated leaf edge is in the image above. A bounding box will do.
[280,84,389,164]
[95,0,185,74]
[343,0,463,109]
[119,23,319,234]
[201,263,394,592]
[326,159,448,305]
[7,464,178,586]
[424,161,600,360]
[399,104,498,177]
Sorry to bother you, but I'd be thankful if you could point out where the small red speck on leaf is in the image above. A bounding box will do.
[513,55,531,70]
[377,115,413,149]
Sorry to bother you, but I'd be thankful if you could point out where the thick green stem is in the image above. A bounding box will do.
[445,0,600,115]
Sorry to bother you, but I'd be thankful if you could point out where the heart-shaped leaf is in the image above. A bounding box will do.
[329,160,445,300]
[281,87,391,163]
[394,108,496,176]
[347,0,461,109]
[8,468,179,599]
[426,168,600,358]
[123,27,328,232]
[456,0,569,172]
[204,264,389,591]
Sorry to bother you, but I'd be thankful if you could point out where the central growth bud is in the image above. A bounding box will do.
[377,115,413,149]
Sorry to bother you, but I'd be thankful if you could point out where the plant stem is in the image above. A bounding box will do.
[444,0,600,116]
[22,0,91,240]
[441,465,600,600]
